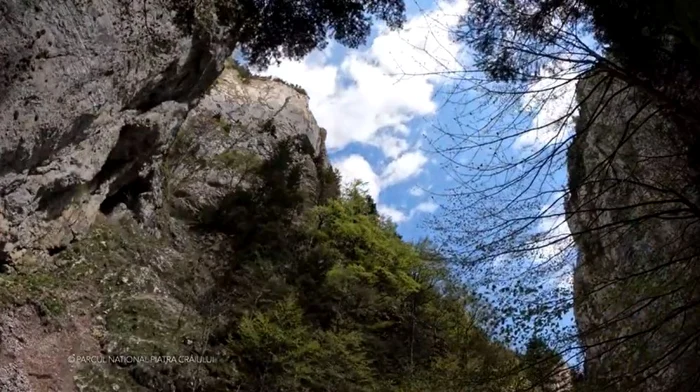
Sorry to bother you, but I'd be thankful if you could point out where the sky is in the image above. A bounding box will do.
[255,0,586,359]
[259,0,472,241]
[255,0,581,276]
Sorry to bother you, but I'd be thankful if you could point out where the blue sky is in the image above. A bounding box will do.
[260,0,578,245]
[260,0,472,241]
[257,0,582,279]
[258,0,585,358]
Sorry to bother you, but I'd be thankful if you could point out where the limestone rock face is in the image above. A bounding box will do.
[0,0,234,260]
[164,68,327,221]
[0,65,329,389]
[566,74,700,391]
[0,4,329,390]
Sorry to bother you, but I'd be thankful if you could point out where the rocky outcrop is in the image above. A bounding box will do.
[0,0,234,262]
[566,73,700,391]
[0,1,329,261]
[163,65,327,223]
[0,3,330,390]
[544,363,574,392]
[0,64,330,388]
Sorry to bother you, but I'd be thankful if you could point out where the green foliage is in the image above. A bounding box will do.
[195,144,525,391]
[5,130,537,391]
[315,162,341,204]
[286,82,307,96]
[521,336,565,392]
[270,77,308,96]
[215,115,234,134]
[230,297,375,392]
[167,0,406,68]
[213,149,262,171]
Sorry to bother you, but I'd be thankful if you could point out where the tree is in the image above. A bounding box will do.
[168,0,406,67]
[522,336,570,392]
[423,0,700,391]
[198,147,529,391]
[460,0,700,127]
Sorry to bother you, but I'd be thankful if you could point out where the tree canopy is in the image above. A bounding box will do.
[427,0,700,391]
[169,0,406,67]
[186,136,539,391]
[214,186,528,391]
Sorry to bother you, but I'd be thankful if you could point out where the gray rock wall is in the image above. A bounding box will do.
[0,0,233,260]
[567,73,700,391]
[0,3,330,390]
[0,1,327,266]
[163,67,327,222]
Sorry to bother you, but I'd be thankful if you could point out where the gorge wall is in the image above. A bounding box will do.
[0,1,330,389]
[0,0,235,260]
[0,0,328,262]
[567,72,700,391]
[7,1,694,391]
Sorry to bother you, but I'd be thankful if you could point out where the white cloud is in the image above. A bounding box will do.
[531,192,573,261]
[333,151,436,225]
[333,149,429,201]
[260,59,339,102]
[412,201,439,214]
[377,200,439,224]
[262,1,466,219]
[380,151,429,187]
[370,133,410,159]
[409,186,426,197]
[530,193,574,290]
[334,154,381,200]
[262,0,468,154]
[369,0,468,78]
[378,205,409,223]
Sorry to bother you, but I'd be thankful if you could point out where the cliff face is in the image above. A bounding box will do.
[0,0,235,260]
[163,67,327,224]
[0,3,329,389]
[566,73,700,391]
[0,69,329,391]
[0,0,329,258]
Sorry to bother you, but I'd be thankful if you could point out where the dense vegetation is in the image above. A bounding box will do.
[0,125,572,390]
[191,139,534,391]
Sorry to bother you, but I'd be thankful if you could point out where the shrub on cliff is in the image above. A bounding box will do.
[215,188,525,391]
[191,140,526,391]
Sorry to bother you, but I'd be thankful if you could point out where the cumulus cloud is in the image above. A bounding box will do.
[380,151,429,187]
[377,200,440,224]
[262,0,468,153]
[333,150,436,225]
[261,0,467,223]
[333,154,382,201]
[370,133,411,159]
[412,201,439,214]
[333,149,428,200]
[378,205,409,223]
